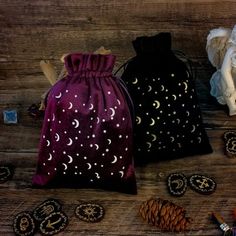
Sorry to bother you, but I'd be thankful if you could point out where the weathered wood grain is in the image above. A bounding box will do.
[0,147,236,236]
[0,0,235,96]
[1,0,236,235]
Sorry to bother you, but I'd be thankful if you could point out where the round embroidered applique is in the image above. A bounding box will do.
[189,174,216,195]
[13,211,36,236]
[75,202,105,223]
[223,130,236,142]
[167,173,188,196]
[0,165,14,183]
[33,198,62,222]
[39,211,68,235]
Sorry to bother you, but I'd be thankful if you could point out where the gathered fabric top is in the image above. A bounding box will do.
[132,32,172,55]
[64,53,116,77]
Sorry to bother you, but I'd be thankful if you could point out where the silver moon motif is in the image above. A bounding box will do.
[111,155,118,164]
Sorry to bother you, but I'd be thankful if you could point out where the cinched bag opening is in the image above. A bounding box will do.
[32,53,137,194]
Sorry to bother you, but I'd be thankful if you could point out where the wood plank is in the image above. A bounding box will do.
[1,1,236,235]
[0,143,236,235]
[0,0,235,67]
[0,28,224,61]
[1,0,235,30]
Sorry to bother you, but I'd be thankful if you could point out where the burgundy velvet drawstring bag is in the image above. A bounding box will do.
[32,53,137,194]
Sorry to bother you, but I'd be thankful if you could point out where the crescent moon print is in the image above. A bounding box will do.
[95,144,99,150]
[55,92,62,99]
[111,155,118,164]
[68,155,73,164]
[170,136,175,142]
[136,116,142,125]
[46,140,50,147]
[117,99,121,105]
[52,113,55,121]
[151,134,157,142]
[68,102,73,110]
[153,100,160,109]
[186,111,190,116]
[55,133,60,142]
[146,142,152,148]
[72,119,80,128]
[191,125,196,133]
[172,179,184,189]
[87,163,92,170]
[107,139,112,145]
[172,94,177,100]
[89,103,94,110]
[48,153,52,161]
[161,85,165,91]
[132,78,138,84]
[96,117,100,124]
[147,85,152,92]
[198,137,202,143]
[150,118,155,126]
[119,171,124,178]
[62,163,67,170]
[183,82,188,91]
[109,108,115,117]
[67,138,73,146]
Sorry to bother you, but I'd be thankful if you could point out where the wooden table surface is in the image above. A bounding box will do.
[1,101,236,236]
[1,1,236,235]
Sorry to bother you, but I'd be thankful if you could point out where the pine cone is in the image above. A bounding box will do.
[139,198,192,232]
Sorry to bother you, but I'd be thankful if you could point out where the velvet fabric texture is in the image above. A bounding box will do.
[33,53,137,194]
[121,33,212,165]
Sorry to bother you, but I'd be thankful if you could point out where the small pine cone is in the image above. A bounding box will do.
[139,198,192,232]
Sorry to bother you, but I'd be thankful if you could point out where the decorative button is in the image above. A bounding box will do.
[39,211,68,235]
[189,174,216,195]
[223,131,236,142]
[225,137,236,158]
[33,198,62,222]
[75,202,105,223]
[13,211,36,236]
[0,165,14,183]
[167,173,188,196]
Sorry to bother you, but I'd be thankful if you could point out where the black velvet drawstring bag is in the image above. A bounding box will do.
[120,33,212,165]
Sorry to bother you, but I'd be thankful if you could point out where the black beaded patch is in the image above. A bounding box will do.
[223,131,236,142]
[225,137,236,158]
[13,211,36,236]
[75,202,105,223]
[167,173,188,196]
[39,211,68,235]
[33,198,62,222]
[0,165,14,183]
[189,174,216,195]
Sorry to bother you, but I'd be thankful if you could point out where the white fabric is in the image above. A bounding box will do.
[210,70,226,105]
[206,25,236,115]
[206,27,231,47]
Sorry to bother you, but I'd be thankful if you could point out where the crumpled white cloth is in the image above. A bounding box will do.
[210,70,226,105]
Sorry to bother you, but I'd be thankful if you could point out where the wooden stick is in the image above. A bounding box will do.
[39,60,58,86]
[94,46,111,55]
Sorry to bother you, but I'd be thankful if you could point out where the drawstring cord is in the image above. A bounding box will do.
[115,51,195,80]
[173,49,196,80]
[116,76,136,127]
[114,57,134,76]
[114,58,136,126]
